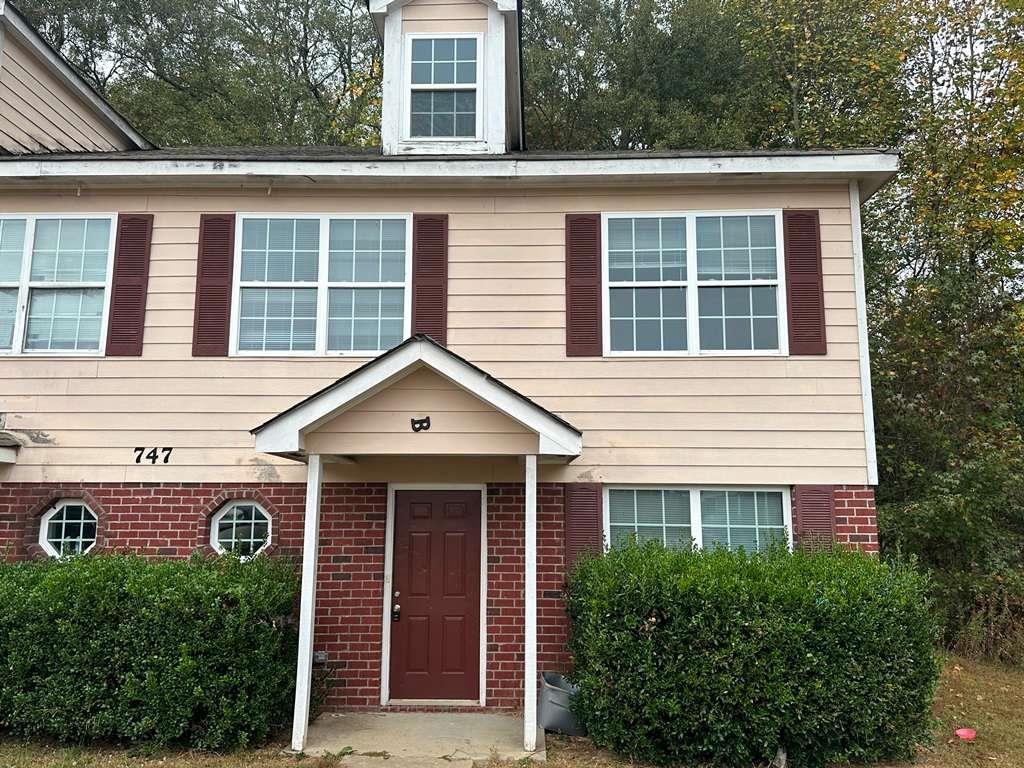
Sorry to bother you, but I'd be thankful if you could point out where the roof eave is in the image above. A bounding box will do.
[0,152,899,199]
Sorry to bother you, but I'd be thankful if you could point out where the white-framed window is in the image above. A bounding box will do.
[231,214,412,356]
[38,500,98,557]
[210,500,272,559]
[603,486,793,553]
[404,34,483,141]
[602,211,788,357]
[0,214,116,356]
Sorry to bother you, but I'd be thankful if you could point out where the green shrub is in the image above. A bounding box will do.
[879,443,1024,663]
[566,544,940,768]
[0,554,298,749]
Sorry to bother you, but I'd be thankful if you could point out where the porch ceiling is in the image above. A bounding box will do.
[251,334,582,461]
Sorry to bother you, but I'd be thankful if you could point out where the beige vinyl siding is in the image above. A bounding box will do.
[0,183,869,485]
[0,37,129,153]
[304,368,538,455]
[402,0,488,34]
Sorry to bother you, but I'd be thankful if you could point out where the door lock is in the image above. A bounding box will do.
[392,603,401,622]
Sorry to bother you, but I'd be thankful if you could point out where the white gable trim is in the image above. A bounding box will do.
[252,337,582,458]
[369,0,517,15]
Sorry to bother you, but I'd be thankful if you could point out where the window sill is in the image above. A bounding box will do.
[0,350,105,358]
[230,350,389,358]
[601,350,788,358]
[394,140,498,155]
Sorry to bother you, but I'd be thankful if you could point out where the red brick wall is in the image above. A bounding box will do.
[0,483,309,560]
[833,484,879,552]
[0,480,876,711]
[0,481,572,712]
[484,483,571,709]
[312,484,389,710]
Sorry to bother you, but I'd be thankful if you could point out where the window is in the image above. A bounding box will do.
[603,212,786,355]
[0,215,114,355]
[604,487,792,553]
[233,215,411,355]
[607,217,687,353]
[608,488,691,548]
[39,500,98,557]
[700,490,787,552]
[211,501,271,558]
[696,215,780,351]
[407,36,480,139]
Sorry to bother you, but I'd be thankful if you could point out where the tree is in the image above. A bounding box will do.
[18,0,382,146]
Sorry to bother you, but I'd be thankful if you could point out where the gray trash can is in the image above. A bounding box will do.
[537,671,585,736]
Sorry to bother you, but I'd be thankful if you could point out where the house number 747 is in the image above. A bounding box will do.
[133,447,173,464]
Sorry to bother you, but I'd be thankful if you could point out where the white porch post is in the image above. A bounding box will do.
[291,453,323,752]
[523,454,538,751]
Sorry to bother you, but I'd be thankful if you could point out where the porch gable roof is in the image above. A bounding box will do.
[251,334,582,459]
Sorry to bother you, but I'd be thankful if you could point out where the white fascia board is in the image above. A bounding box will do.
[849,180,879,485]
[253,338,582,457]
[0,152,899,185]
[0,2,151,150]
[370,0,515,12]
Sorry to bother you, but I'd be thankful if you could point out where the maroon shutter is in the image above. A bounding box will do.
[564,483,603,570]
[793,485,836,549]
[105,213,153,356]
[784,210,827,355]
[411,214,448,345]
[192,214,235,357]
[565,214,602,356]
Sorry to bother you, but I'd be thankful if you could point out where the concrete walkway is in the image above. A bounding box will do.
[303,711,546,765]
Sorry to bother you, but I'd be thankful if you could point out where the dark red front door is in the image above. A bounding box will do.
[389,489,481,700]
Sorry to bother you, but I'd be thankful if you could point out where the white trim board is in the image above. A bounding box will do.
[380,483,488,707]
[849,180,878,485]
[369,0,517,14]
[369,0,517,37]
[0,153,900,198]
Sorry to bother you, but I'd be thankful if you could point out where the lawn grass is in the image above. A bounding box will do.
[1,656,1021,767]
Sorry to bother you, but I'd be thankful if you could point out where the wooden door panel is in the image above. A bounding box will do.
[444,532,467,596]
[390,489,481,701]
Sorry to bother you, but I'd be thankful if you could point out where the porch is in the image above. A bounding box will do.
[250,335,584,754]
[304,711,545,761]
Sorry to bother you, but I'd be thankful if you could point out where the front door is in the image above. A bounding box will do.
[389,489,481,701]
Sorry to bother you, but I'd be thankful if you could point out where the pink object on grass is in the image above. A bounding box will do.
[955,728,977,741]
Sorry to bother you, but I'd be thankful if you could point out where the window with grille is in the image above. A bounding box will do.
[605,487,791,553]
[406,36,481,140]
[211,501,271,559]
[234,215,410,355]
[0,216,114,355]
[39,500,98,557]
[603,212,785,356]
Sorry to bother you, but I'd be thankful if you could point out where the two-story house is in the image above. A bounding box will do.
[0,0,896,754]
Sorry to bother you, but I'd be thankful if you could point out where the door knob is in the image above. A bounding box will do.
[392,603,401,621]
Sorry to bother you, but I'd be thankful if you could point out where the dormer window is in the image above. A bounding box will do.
[406,35,481,141]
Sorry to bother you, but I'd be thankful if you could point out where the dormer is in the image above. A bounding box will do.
[369,0,524,155]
